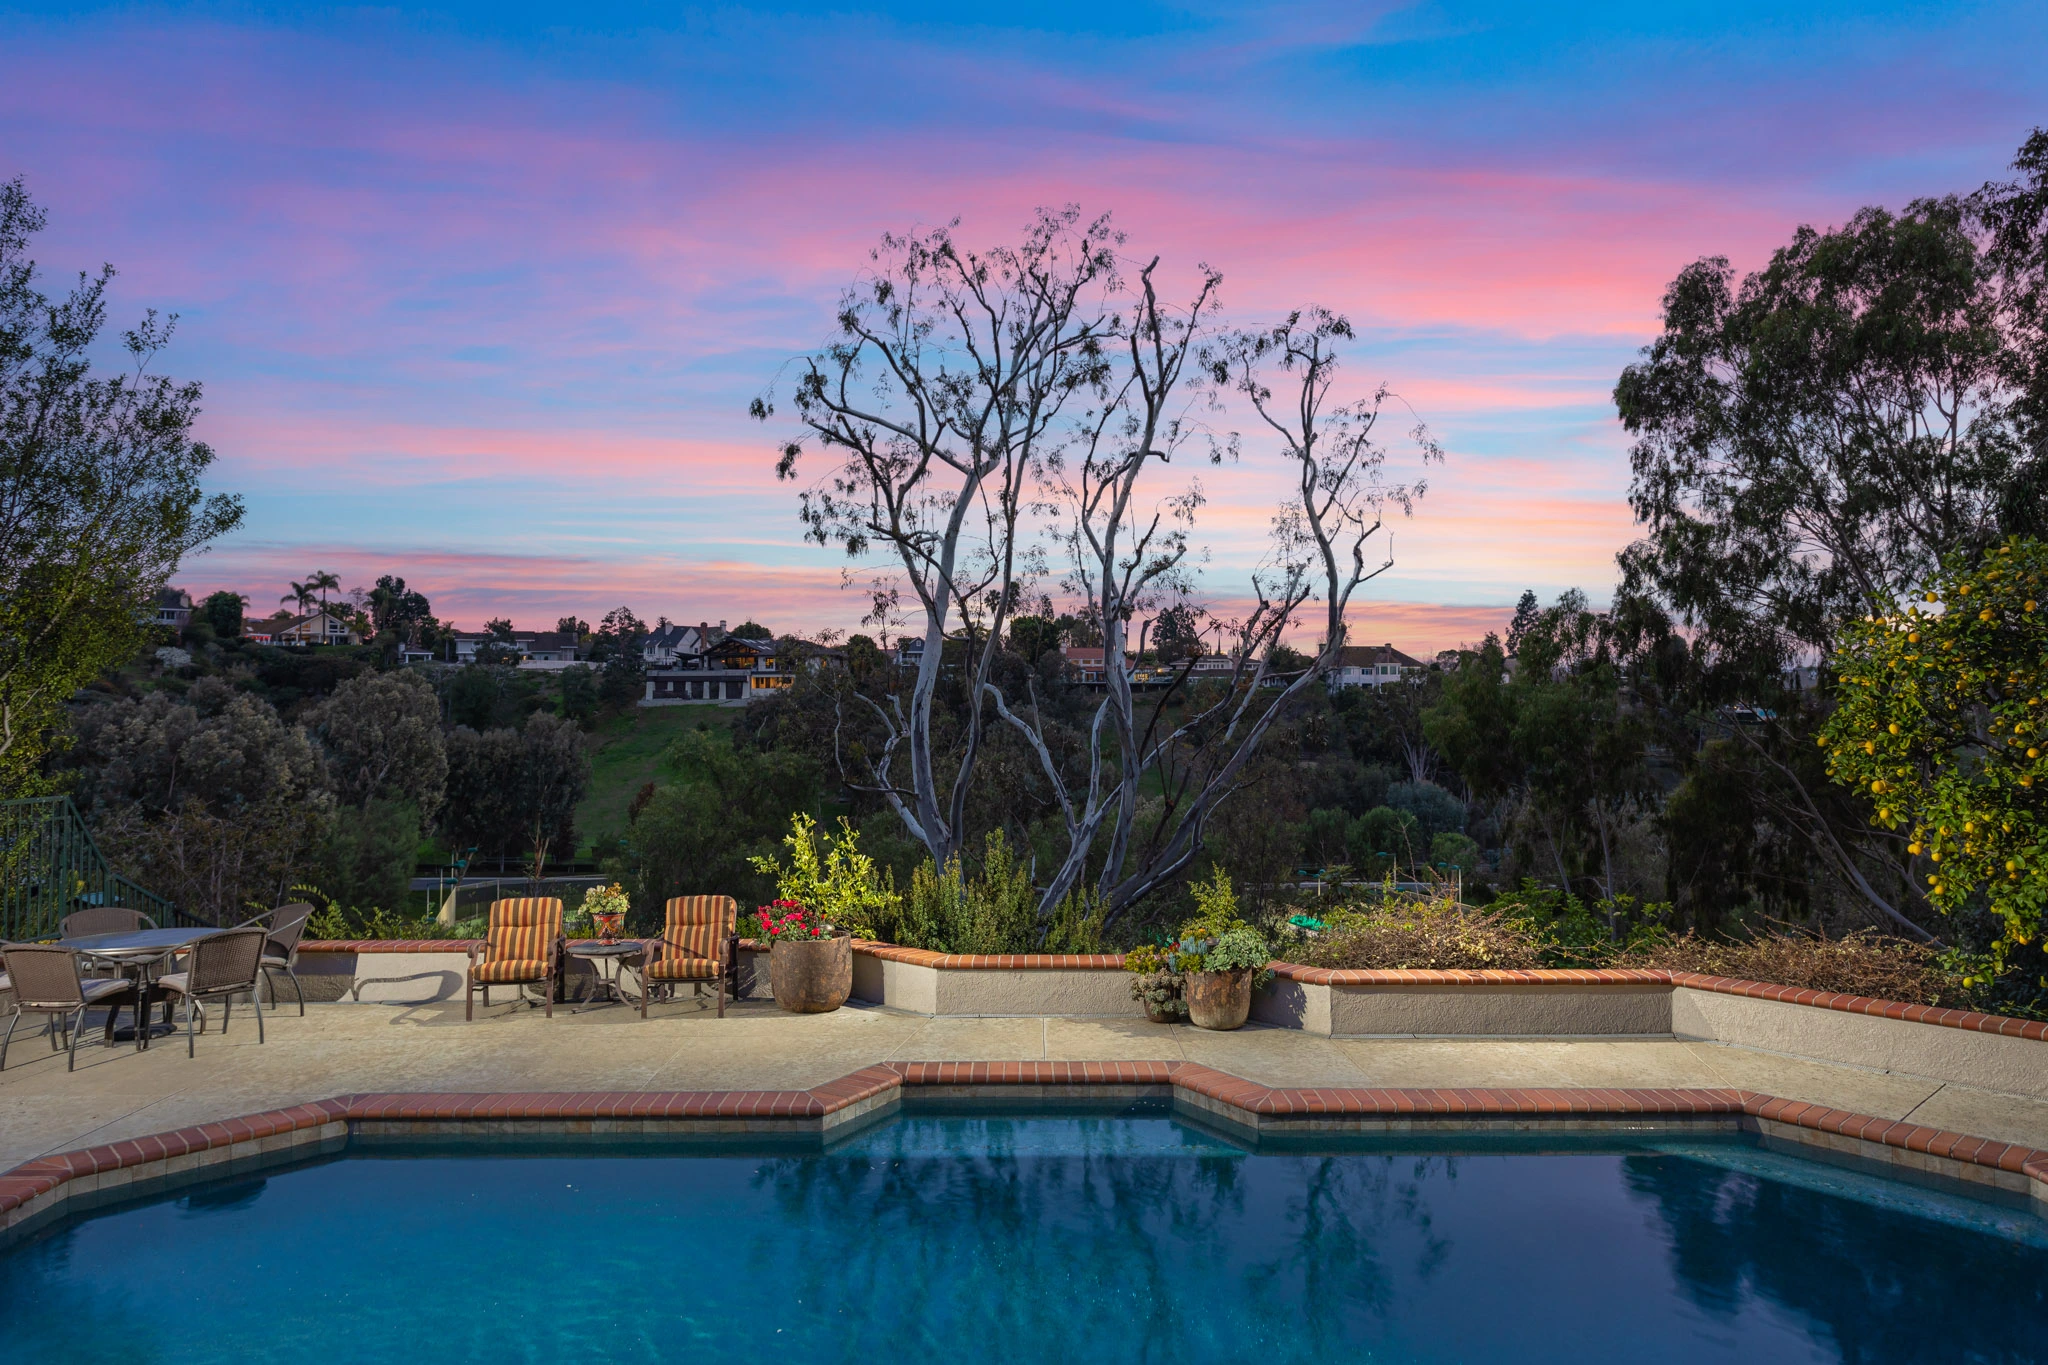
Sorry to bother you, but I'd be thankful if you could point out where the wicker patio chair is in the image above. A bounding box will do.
[0,945,141,1071]
[635,895,737,1019]
[465,898,565,1020]
[258,902,316,1016]
[59,906,158,937]
[151,928,270,1058]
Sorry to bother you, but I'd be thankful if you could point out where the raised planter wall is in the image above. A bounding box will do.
[1255,967,1675,1038]
[851,945,1137,1017]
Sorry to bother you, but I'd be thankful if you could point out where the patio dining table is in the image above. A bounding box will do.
[57,927,232,1049]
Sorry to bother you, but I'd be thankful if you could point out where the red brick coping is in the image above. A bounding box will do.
[296,941,2048,1043]
[5,1062,2045,1233]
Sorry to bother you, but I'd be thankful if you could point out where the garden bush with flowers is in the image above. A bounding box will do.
[747,812,897,939]
[750,900,834,942]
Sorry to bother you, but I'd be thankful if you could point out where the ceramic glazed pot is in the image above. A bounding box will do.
[770,932,853,1013]
[1185,969,1253,1031]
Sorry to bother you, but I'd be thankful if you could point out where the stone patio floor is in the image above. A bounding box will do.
[5,995,2047,1171]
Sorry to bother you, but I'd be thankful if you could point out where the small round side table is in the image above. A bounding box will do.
[566,939,643,1011]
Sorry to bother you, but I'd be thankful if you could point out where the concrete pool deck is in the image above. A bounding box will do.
[4,994,2048,1173]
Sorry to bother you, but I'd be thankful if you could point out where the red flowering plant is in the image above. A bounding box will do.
[750,901,831,942]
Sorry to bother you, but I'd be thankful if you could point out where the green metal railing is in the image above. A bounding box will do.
[1,796,175,940]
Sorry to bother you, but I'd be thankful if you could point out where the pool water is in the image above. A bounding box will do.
[2,1107,2044,1364]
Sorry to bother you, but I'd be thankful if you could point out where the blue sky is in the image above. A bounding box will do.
[3,0,2042,648]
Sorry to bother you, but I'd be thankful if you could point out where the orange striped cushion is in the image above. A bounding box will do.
[485,898,561,967]
[659,895,735,966]
[646,955,721,981]
[474,958,549,983]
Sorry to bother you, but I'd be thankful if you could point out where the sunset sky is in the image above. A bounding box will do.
[6,1,2044,654]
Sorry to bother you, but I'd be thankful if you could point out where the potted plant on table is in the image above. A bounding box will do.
[1172,870,1274,1031]
[579,882,630,944]
[747,813,897,1014]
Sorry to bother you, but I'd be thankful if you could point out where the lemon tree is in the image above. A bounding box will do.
[1819,539,2047,955]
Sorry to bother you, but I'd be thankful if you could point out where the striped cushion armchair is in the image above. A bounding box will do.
[466,898,565,1020]
[636,895,737,1018]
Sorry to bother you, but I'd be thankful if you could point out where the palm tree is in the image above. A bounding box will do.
[306,569,341,619]
[281,580,316,615]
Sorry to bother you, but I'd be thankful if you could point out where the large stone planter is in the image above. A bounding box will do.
[770,933,853,1013]
[1185,969,1253,1031]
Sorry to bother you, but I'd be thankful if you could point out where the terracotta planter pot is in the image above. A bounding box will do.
[1185,969,1253,1031]
[769,933,852,1013]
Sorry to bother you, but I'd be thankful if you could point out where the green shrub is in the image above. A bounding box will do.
[749,812,898,938]
[888,829,1038,953]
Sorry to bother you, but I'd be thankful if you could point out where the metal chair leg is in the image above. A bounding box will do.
[0,1011,18,1071]
[67,1006,84,1071]
[290,968,305,1017]
[252,989,265,1044]
[186,997,198,1058]
[222,996,233,1035]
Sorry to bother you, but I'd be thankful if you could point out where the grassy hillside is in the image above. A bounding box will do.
[576,704,735,847]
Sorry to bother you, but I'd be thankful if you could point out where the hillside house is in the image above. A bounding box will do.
[152,588,194,629]
[642,635,782,706]
[644,620,722,667]
[271,610,359,647]
[1327,643,1426,690]
[449,629,581,665]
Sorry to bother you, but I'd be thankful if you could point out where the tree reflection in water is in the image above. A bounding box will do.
[744,1117,1457,1360]
[1622,1154,2048,1364]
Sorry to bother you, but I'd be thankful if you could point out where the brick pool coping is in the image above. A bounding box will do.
[5,1061,2045,1236]
[298,941,2048,1043]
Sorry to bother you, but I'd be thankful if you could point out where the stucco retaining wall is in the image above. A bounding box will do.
[1325,982,1671,1037]
[1672,986,2048,1100]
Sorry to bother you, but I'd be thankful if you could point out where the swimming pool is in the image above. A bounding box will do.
[2,1104,2043,1363]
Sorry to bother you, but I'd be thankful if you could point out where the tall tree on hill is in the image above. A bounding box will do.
[762,213,1439,925]
[1611,129,2048,937]
[368,575,435,644]
[306,568,340,622]
[0,178,242,796]
[756,207,1119,874]
[993,302,1437,919]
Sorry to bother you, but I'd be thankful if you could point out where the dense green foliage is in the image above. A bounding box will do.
[1821,538,2047,963]
[0,179,242,796]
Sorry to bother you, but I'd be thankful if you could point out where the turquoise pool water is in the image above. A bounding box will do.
[2,1106,2043,1363]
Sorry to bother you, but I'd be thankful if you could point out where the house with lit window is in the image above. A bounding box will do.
[642,635,781,706]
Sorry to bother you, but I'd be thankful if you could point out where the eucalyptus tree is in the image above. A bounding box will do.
[992,303,1439,919]
[763,215,1438,926]
[1611,128,2047,936]
[0,178,241,797]
[755,208,1118,871]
